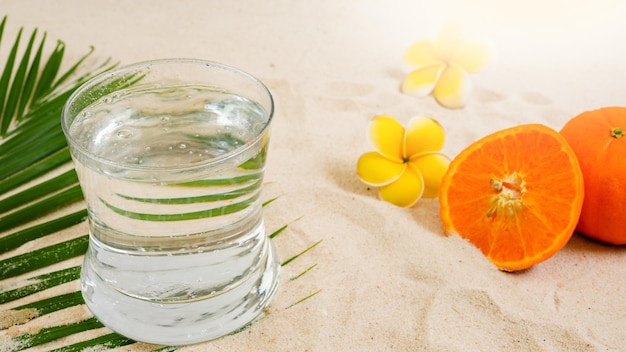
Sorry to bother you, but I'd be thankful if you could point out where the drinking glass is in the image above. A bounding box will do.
[61,59,280,345]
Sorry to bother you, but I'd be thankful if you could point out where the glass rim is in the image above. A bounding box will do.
[61,58,274,173]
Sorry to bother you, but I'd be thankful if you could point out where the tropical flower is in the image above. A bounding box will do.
[356,115,450,207]
[401,22,489,109]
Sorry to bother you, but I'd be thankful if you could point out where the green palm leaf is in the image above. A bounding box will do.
[0,16,119,351]
[0,16,113,225]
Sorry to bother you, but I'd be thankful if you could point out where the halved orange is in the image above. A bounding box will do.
[439,124,584,271]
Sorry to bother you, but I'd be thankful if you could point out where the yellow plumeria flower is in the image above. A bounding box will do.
[401,22,489,109]
[356,115,450,207]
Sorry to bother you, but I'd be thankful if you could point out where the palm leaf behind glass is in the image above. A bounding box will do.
[0,16,114,244]
[0,16,127,351]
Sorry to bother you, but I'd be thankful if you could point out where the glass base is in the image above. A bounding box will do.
[80,239,280,346]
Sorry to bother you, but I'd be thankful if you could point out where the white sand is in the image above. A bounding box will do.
[3,1,626,351]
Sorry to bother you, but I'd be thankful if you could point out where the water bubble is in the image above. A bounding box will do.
[116,129,132,139]
[161,116,171,122]
[178,143,187,149]
[168,146,173,150]
[145,146,151,151]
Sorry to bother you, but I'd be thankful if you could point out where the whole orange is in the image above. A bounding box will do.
[560,107,626,245]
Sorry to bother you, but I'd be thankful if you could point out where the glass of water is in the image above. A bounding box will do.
[61,59,280,345]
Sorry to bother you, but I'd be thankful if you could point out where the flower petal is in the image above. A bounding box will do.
[453,40,489,73]
[409,152,450,198]
[403,40,443,68]
[357,152,406,186]
[432,64,471,109]
[401,64,445,98]
[368,115,404,162]
[434,20,464,62]
[378,166,424,208]
[403,117,446,158]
